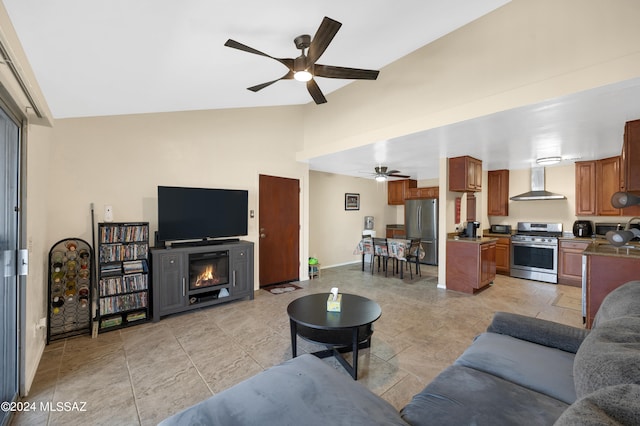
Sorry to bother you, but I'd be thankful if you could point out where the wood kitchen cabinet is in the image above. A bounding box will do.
[494,237,511,275]
[585,251,640,328]
[558,240,590,287]
[386,227,406,238]
[620,119,640,215]
[596,156,621,216]
[466,193,477,222]
[487,170,509,216]
[621,118,640,194]
[575,157,624,216]
[388,179,417,205]
[446,239,496,294]
[575,161,596,216]
[406,186,439,199]
[449,156,482,192]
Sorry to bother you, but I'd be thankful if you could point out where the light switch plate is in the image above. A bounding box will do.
[104,205,113,222]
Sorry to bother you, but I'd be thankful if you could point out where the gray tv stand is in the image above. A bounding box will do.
[151,240,254,322]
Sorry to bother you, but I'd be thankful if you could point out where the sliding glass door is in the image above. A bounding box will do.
[0,107,20,426]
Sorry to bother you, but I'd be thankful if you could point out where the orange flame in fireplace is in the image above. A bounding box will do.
[195,265,220,287]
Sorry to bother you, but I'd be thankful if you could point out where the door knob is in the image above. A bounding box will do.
[260,233,266,238]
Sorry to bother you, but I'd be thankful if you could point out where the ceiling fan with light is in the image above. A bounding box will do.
[224,16,380,104]
[367,166,410,182]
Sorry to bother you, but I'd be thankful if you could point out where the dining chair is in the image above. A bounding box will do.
[372,238,390,276]
[404,237,422,279]
[360,235,374,272]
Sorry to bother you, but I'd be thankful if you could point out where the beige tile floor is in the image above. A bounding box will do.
[11,263,583,426]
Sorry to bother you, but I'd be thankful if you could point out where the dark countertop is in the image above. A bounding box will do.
[558,236,598,241]
[447,236,498,244]
[583,241,640,259]
[483,232,513,238]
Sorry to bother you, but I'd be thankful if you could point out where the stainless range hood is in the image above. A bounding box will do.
[510,167,566,201]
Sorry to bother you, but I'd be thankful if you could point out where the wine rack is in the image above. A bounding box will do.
[47,238,93,343]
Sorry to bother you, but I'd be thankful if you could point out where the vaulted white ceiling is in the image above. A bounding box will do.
[3,0,510,118]
[4,0,640,179]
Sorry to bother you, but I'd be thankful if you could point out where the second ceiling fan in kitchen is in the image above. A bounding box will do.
[369,166,410,181]
[224,16,380,104]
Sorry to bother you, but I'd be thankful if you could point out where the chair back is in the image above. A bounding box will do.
[372,238,389,256]
[407,237,421,257]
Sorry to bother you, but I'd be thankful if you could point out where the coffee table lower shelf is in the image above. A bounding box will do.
[290,322,374,380]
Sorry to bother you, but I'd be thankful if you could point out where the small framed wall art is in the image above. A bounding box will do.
[345,193,360,210]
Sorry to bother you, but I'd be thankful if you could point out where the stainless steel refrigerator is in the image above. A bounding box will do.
[404,198,438,265]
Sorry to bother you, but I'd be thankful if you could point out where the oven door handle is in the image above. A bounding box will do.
[511,242,557,249]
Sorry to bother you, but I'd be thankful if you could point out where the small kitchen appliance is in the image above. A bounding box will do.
[572,220,593,238]
[490,224,512,235]
[466,221,480,238]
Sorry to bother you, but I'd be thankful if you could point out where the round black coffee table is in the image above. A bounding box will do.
[287,293,382,380]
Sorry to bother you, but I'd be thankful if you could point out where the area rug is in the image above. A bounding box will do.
[552,294,582,311]
[262,283,303,295]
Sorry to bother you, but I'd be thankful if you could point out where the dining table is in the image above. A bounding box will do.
[353,238,424,278]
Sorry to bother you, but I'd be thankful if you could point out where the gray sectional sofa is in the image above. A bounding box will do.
[160,281,640,425]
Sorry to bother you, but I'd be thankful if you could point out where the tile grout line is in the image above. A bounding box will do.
[47,339,67,426]
[121,329,145,426]
[170,323,216,396]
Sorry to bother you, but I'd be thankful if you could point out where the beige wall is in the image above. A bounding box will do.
[23,124,53,393]
[309,171,396,267]
[48,106,309,281]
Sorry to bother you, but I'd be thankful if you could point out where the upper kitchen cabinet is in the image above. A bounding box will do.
[487,169,509,216]
[575,157,621,216]
[405,186,439,200]
[621,118,640,193]
[596,156,622,216]
[449,156,482,192]
[388,179,417,205]
[575,161,596,215]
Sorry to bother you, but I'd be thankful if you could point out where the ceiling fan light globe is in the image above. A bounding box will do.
[294,70,313,82]
[375,175,387,182]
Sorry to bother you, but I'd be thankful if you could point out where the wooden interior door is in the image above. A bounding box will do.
[259,175,300,287]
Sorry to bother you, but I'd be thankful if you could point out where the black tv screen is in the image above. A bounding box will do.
[157,186,248,242]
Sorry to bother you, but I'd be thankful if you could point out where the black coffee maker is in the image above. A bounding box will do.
[466,221,480,238]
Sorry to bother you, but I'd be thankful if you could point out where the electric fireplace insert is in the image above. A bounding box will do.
[189,251,229,291]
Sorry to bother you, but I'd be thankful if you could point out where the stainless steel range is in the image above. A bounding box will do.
[510,222,563,284]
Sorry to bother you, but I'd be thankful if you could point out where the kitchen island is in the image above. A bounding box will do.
[446,237,497,294]
[583,241,640,328]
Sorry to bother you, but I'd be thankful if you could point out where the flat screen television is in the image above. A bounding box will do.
[157,186,248,243]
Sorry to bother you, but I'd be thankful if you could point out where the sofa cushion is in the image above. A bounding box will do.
[574,316,640,399]
[487,311,589,353]
[159,354,407,426]
[554,384,640,426]
[455,332,576,404]
[400,365,569,426]
[593,280,640,327]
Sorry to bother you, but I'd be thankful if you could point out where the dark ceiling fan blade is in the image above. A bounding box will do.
[247,71,294,92]
[307,17,342,64]
[224,39,294,70]
[306,79,327,104]
[386,169,401,175]
[389,174,410,178]
[315,64,379,80]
